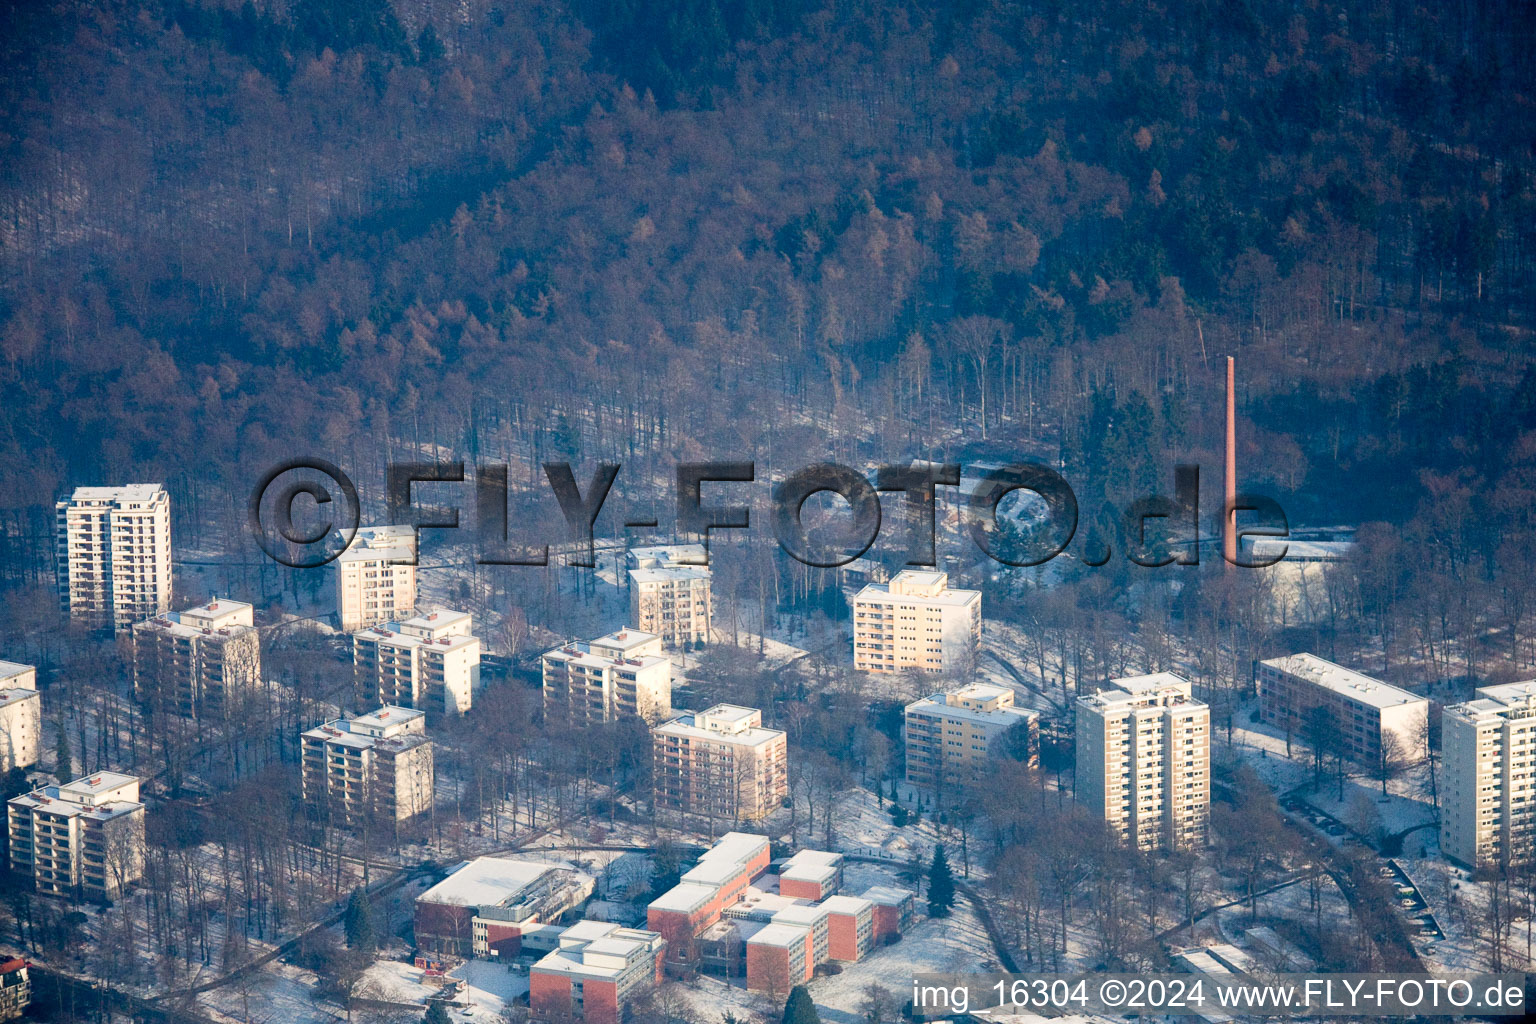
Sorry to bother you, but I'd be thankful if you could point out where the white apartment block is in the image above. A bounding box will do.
[56,484,171,633]
[1254,653,1428,765]
[300,706,434,824]
[7,772,146,901]
[354,607,480,720]
[0,663,39,775]
[652,705,788,822]
[852,570,980,675]
[628,545,712,646]
[336,525,417,632]
[1442,681,1536,868]
[904,683,1038,790]
[543,629,672,725]
[132,599,261,719]
[1076,673,1210,851]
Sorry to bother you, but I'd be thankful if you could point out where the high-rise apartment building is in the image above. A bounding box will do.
[1076,673,1210,851]
[300,706,434,825]
[353,608,480,720]
[904,683,1038,789]
[651,705,788,822]
[132,599,261,719]
[56,484,171,633]
[1442,681,1536,868]
[852,570,980,675]
[1254,653,1427,765]
[628,545,711,646]
[7,773,146,901]
[0,662,40,774]
[542,629,672,725]
[335,525,417,632]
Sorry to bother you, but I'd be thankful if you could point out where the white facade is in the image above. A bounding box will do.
[353,607,480,719]
[0,662,40,774]
[852,570,980,675]
[335,525,417,632]
[1442,681,1536,867]
[543,630,672,724]
[132,599,261,719]
[7,772,146,901]
[1076,673,1209,851]
[652,705,788,821]
[903,682,1037,789]
[300,705,434,823]
[56,484,171,633]
[628,543,712,646]
[1255,653,1428,765]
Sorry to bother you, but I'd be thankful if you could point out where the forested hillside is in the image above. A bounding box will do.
[2,0,1535,610]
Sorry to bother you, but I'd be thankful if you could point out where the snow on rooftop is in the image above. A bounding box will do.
[1259,653,1424,709]
[417,857,567,908]
[649,882,717,913]
[65,484,165,504]
[748,923,810,948]
[819,895,873,916]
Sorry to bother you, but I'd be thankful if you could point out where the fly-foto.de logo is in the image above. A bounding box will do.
[248,458,1288,570]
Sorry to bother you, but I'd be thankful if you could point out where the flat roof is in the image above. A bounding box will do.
[629,566,711,583]
[906,693,1037,727]
[591,629,661,651]
[1250,538,1354,560]
[1258,653,1424,710]
[747,923,810,948]
[62,771,137,797]
[0,661,34,683]
[854,580,979,607]
[861,885,913,906]
[819,895,873,916]
[417,858,564,908]
[399,607,471,631]
[653,714,783,749]
[703,831,770,865]
[356,625,478,652]
[65,484,165,504]
[649,882,717,913]
[780,850,842,883]
[337,524,417,563]
[772,904,830,927]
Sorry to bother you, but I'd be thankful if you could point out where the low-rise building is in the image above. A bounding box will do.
[132,599,261,719]
[821,895,875,961]
[336,525,417,632]
[1254,653,1427,765]
[542,630,672,725]
[1442,681,1536,867]
[300,706,434,826]
[0,662,41,773]
[647,832,771,969]
[861,885,915,944]
[904,683,1038,790]
[777,850,844,901]
[852,570,980,675]
[415,857,595,958]
[1076,673,1209,851]
[744,923,813,993]
[529,920,666,1024]
[652,705,788,822]
[7,773,145,901]
[354,608,481,720]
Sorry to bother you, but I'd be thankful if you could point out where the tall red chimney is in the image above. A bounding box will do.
[1224,356,1237,566]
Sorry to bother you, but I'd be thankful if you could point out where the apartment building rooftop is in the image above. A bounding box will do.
[337,524,416,563]
[907,685,1038,725]
[534,922,664,978]
[357,623,479,652]
[546,640,668,671]
[398,608,471,633]
[0,662,34,687]
[629,544,708,566]
[1256,653,1421,710]
[65,484,165,503]
[1078,672,1202,712]
[629,566,711,584]
[12,773,142,822]
[654,706,782,748]
[1445,681,1536,723]
[855,569,979,606]
[137,599,254,638]
[303,706,427,752]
